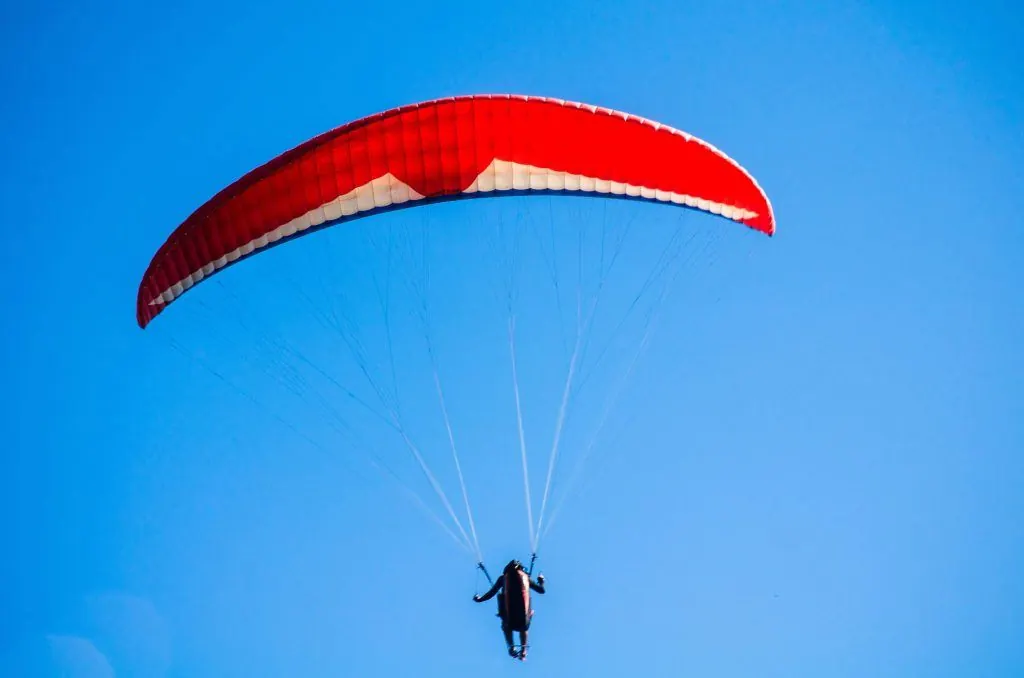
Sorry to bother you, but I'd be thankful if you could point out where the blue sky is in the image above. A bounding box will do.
[2,1,1022,676]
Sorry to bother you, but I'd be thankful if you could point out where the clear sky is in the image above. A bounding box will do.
[2,1,1022,676]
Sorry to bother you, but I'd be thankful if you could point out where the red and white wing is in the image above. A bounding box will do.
[137,95,774,328]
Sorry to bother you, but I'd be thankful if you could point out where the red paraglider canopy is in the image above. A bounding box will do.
[137,94,774,328]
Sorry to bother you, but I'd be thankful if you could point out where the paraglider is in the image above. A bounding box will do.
[473,559,546,660]
[136,93,774,660]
